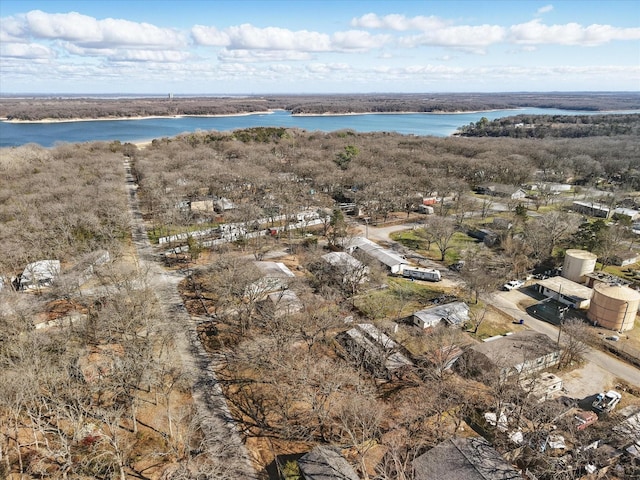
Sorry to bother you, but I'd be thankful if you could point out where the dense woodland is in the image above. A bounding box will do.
[1,92,639,121]
[1,112,640,479]
[457,113,640,138]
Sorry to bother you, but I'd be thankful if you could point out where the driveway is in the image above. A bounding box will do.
[488,289,640,392]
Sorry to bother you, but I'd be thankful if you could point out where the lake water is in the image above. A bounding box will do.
[0,107,635,148]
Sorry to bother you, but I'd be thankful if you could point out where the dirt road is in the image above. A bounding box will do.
[123,160,257,478]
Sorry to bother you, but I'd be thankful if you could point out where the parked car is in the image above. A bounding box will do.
[503,279,525,291]
[449,260,465,272]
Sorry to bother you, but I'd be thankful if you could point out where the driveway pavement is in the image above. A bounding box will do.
[488,289,640,392]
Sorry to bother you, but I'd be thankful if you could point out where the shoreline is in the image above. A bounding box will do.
[2,108,518,123]
[1,110,275,124]
[290,108,522,117]
[3,106,628,124]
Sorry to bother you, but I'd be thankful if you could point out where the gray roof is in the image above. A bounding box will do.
[470,331,559,370]
[266,289,303,315]
[345,237,407,269]
[536,276,593,303]
[20,259,61,288]
[357,243,406,268]
[254,261,295,278]
[322,251,365,270]
[298,446,360,480]
[413,437,521,480]
[413,301,469,328]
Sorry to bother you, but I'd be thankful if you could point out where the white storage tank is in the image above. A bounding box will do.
[562,249,597,284]
[587,283,640,332]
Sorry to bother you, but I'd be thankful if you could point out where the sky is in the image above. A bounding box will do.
[0,0,639,94]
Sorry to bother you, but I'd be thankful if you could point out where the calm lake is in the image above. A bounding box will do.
[0,108,635,148]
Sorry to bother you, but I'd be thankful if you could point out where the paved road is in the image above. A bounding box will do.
[123,160,257,478]
[489,290,640,388]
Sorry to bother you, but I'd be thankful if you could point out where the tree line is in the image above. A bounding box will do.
[2,92,639,121]
[457,113,640,138]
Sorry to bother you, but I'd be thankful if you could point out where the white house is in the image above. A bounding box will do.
[411,302,470,329]
[346,237,407,274]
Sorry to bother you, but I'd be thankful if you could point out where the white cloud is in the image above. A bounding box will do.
[191,25,230,46]
[108,50,192,62]
[18,10,186,48]
[218,49,312,62]
[0,15,28,42]
[537,5,554,15]
[0,42,53,59]
[399,24,506,48]
[351,13,446,31]
[269,64,292,73]
[331,30,390,50]
[194,23,389,55]
[224,24,331,51]
[509,19,640,45]
[306,63,350,74]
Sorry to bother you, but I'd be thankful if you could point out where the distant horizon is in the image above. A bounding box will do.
[1,1,638,94]
[2,90,639,98]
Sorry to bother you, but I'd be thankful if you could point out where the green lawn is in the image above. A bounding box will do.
[391,229,477,264]
[354,277,447,321]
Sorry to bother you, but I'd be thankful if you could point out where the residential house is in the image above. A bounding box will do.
[245,261,295,299]
[610,251,639,267]
[264,289,304,318]
[338,323,412,378]
[322,251,369,285]
[613,207,640,222]
[475,184,527,200]
[190,199,215,213]
[572,201,611,218]
[467,228,499,247]
[297,446,360,480]
[214,197,236,213]
[535,276,593,309]
[411,301,470,329]
[412,437,521,480]
[345,237,407,274]
[19,260,61,290]
[462,331,561,379]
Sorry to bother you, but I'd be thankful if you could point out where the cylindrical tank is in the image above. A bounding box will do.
[562,249,597,283]
[587,283,640,332]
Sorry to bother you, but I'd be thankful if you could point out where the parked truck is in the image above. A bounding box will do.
[592,390,622,413]
[401,265,441,282]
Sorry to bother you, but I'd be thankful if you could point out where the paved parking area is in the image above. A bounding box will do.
[561,361,616,401]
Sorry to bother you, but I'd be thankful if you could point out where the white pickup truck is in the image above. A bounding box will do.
[503,279,524,291]
[592,390,622,413]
